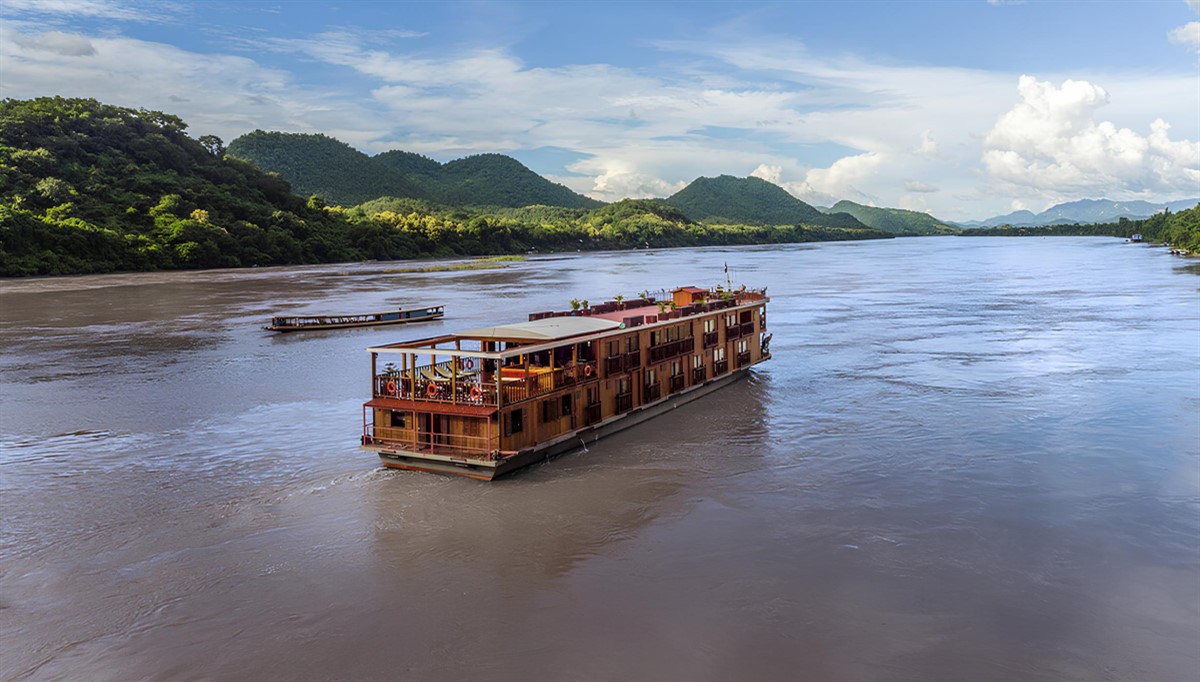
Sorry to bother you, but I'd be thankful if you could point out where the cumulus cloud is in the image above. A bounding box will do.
[1168,21,1200,54]
[981,75,1200,196]
[12,30,95,56]
[750,164,783,184]
[801,152,886,199]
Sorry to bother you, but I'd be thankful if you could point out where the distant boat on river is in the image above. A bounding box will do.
[265,305,444,332]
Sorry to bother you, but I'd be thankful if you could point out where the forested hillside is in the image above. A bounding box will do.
[0,97,360,275]
[959,205,1200,252]
[665,175,866,228]
[226,131,428,206]
[230,131,600,209]
[0,98,894,276]
[827,200,959,235]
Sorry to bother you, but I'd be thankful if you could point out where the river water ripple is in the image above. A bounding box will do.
[1,237,1197,680]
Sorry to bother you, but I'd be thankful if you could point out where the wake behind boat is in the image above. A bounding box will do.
[265,305,444,332]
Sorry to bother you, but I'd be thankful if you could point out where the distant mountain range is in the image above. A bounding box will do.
[226,131,601,209]
[663,175,866,229]
[960,198,1200,228]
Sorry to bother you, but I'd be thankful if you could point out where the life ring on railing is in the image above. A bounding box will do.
[463,357,475,370]
[427,383,439,398]
[470,385,483,401]
[584,364,593,377]
[386,380,397,393]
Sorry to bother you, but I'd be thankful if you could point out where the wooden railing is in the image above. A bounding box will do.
[648,336,694,364]
[376,360,596,407]
[615,392,633,413]
[739,321,755,337]
[669,374,685,394]
[714,359,729,375]
[702,331,719,348]
[584,402,602,425]
[736,351,752,368]
[726,324,742,339]
[692,366,707,384]
[499,361,598,405]
[363,424,494,457]
[644,383,661,402]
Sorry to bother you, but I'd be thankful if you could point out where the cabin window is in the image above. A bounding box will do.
[561,394,573,416]
[649,330,661,347]
[703,318,716,333]
[506,409,524,435]
[607,340,621,357]
[616,378,630,395]
[714,347,726,362]
[577,341,595,362]
[671,361,681,376]
[646,369,657,384]
[541,399,560,423]
[738,339,749,353]
[625,336,638,352]
[693,354,703,368]
[390,411,406,428]
[726,313,737,327]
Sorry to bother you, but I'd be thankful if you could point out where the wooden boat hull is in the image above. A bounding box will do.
[364,366,753,480]
[265,306,443,332]
[266,315,442,332]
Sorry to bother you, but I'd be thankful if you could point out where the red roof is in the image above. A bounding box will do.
[673,286,707,293]
[364,397,497,416]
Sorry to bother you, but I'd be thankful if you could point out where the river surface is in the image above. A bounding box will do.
[1,237,1198,681]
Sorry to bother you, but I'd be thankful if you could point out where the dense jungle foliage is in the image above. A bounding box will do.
[0,98,891,276]
[827,200,959,235]
[229,131,600,209]
[959,207,1200,253]
[665,175,865,229]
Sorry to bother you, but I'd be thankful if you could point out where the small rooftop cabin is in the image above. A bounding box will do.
[362,286,770,479]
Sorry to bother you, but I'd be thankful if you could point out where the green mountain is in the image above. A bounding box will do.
[0,97,361,275]
[226,131,428,206]
[0,97,895,277]
[826,200,959,235]
[229,132,600,209]
[665,175,866,229]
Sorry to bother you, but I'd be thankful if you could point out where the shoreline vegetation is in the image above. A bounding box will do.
[959,208,1199,255]
[1,97,1196,278]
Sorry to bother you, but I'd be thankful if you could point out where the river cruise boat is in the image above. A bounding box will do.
[360,286,771,480]
[265,305,444,332]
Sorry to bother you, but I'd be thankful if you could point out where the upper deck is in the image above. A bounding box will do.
[366,287,768,411]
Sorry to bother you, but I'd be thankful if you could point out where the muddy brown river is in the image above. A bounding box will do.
[1,237,1197,680]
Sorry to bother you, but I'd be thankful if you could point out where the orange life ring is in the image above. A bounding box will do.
[584,364,593,377]
[470,385,483,401]
[427,383,438,398]
[386,380,397,393]
[464,357,475,370]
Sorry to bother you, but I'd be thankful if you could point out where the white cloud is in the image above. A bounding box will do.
[914,129,938,157]
[981,75,1200,197]
[12,30,95,56]
[0,0,173,22]
[1168,21,1200,54]
[904,180,938,193]
[750,164,782,184]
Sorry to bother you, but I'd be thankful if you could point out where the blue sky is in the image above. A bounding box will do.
[1,0,1197,220]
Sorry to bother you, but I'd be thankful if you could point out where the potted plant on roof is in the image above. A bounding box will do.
[581,299,591,315]
[657,301,670,320]
[614,294,625,310]
[570,298,581,316]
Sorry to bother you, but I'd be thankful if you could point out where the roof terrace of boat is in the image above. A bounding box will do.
[367,286,767,360]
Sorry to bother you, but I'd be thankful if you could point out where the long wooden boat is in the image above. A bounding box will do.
[265,305,444,332]
[360,286,771,480]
